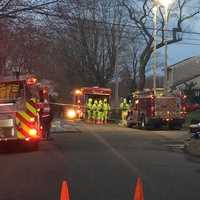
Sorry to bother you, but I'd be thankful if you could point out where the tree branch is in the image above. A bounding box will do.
[0,0,58,18]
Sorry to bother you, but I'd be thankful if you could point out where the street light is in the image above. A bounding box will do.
[158,0,174,94]
[152,3,158,95]
[158,0,173,9]
[152,0,174,95]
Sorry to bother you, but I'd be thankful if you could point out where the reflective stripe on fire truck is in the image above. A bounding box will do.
[15,98,39,140]
[16,118,33,134]
[16,111,34,123]
[16,131,26,139]
[25,101,38,117]
[16,111,36,139]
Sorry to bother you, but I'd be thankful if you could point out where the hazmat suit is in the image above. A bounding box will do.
[92,100,98,122]
[103,98,110,124]
[86,98,93,120]
[97,100,104,124]
[120,98,129,126]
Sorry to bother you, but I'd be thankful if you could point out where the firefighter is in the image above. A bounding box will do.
[87,98,93,121]
[97,100,104,124]
[92,100,98,123]
[39,88,52,139]
[40,99,53,139]
[120,98,129,126]
[103,98,110,124]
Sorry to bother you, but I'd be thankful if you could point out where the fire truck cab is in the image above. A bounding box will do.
[73,86,112,119]
[127,89,186,129]
[0,75,46,150]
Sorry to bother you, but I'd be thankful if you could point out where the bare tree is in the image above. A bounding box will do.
[0,0,58,19]
[50,0,128,86]
[121,0,200,90]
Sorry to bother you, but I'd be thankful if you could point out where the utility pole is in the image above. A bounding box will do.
[157,0,173,94]
[164,7,169,95]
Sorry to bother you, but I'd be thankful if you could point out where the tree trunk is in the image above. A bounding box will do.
[139,44,153,91]
[139,62,146,91]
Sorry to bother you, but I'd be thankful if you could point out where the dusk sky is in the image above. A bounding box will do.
[167,0,200,64]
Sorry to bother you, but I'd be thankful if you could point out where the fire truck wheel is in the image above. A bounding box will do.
[140,116,156,130]
[140,115,146,129]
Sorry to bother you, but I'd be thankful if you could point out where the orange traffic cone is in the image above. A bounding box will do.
[133,177,144,200]
[60,181,70,200]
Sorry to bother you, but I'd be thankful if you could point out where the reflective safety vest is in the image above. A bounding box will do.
[97,103,103,112]
[120,102,129,111]
[103,103,110,112]
[92,103,98,112]
[41,102,50,118]
[87,102,93,110]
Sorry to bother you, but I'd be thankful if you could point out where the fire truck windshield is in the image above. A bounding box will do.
[0,82,23,102]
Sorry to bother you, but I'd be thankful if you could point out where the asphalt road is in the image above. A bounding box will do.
[1,121,200,200]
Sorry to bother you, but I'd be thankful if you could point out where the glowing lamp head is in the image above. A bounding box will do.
[158,0,173,8]
[29,129,37,137]
[66,109,76,120]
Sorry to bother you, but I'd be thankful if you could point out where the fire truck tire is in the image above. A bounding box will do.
[140,115,147,129]
[127,115,133,128]
[140,115,157,130]
[127,122,133,128]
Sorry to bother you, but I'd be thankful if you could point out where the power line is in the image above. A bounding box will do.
[183,37,200,41]
[50,16,200,46]
[52,13,200,36]
[175,42,200,46]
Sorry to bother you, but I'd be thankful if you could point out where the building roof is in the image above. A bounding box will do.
[168,56,194,69]
[168,56,200,87]
[172,73,200,88]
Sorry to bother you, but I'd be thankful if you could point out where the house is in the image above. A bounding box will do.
[167,56,200,90]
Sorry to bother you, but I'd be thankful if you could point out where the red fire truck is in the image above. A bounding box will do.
[0,74,48,150]
[72,86,112,119]
[127,89,186,129]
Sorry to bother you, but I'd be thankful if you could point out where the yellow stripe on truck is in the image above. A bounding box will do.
[17,131,25,139]
[17,111,33,122]
[26,102,37,116]
[16,119,32,134]
[16,116,33,134]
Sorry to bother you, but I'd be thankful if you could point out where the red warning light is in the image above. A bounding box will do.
[26,77,37,85]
